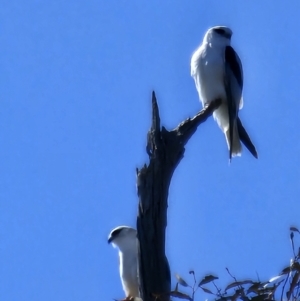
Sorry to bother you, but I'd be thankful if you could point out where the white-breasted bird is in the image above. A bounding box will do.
[191,25,257,160]
[108,226,139,299]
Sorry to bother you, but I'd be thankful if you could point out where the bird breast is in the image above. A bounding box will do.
[119,250,139,297]
[197,46,226,104]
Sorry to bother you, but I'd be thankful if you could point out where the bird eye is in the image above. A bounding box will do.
[214,28,226,35]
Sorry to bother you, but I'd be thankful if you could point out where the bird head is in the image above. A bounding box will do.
[203,26,232,44]
[108,226,137,252]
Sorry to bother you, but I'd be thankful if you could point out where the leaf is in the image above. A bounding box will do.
[225,280,254,291]
[287,272,300,300]
[267,275,284,283]
[250,294,270,301]
[198,274,218,286]
[280,266,291,275]
[290,226,300,233]
[216,297,233,301]
[240,297,250,301]
[169,291,193,301]
[247,282,262,294]
[235,288,245,295]
[256,286,276,295]
[280,262,300,277]
[232,290,244,301]
[175,273,189,287]
[200,287,214,294]
[292,261,300,272]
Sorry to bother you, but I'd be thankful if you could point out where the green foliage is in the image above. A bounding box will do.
[172,227,300,301]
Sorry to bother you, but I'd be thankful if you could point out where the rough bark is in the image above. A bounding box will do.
[136,92,221,301]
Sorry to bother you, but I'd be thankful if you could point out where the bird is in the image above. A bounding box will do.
[191,25,257,160]
[108,226,139,299]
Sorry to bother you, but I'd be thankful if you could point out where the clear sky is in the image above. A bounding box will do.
[1,1,300,300]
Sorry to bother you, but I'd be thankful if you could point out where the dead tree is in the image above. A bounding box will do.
[136,92,221,301]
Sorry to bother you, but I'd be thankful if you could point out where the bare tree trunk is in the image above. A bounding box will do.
[136,92,220,301]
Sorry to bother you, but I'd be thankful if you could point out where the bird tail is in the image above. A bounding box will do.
[237,117,258,159]
[225,122,242,158]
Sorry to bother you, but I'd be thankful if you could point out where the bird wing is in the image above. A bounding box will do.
[225,46,243,89]
[224,46,244,160]
[224,46,258,159]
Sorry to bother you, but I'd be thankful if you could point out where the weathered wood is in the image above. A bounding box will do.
[136,92,221,301]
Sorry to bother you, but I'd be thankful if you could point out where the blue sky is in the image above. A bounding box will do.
[1,1,300,300]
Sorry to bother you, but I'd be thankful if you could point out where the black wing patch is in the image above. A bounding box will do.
[214,28,226,35]
[224,46,243,161]
[108,227,123,243]
[225,46,243,89]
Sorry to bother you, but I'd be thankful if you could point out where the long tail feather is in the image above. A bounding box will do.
[237,117,258,159]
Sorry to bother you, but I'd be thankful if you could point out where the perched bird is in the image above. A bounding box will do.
[191,25,257,160]
[108,226,139,299]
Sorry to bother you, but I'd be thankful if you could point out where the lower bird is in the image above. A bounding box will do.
[108,226,139,300]
[191,25,257,160]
